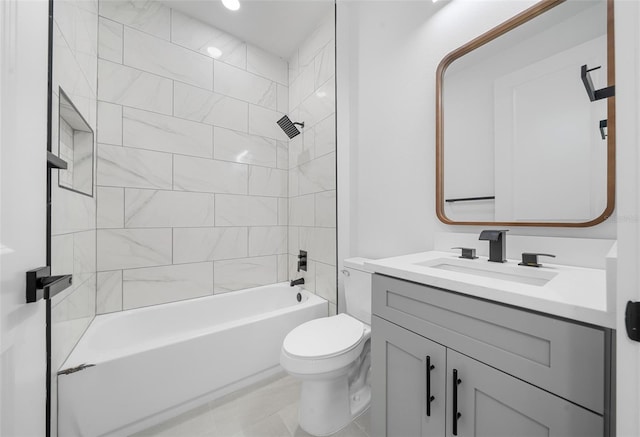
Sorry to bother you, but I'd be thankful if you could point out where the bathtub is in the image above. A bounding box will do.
[57,283,327,437]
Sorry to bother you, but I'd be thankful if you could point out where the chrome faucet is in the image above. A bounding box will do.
[290,277,305,287]
[479,230,508,263]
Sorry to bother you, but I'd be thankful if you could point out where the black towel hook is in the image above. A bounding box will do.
[581,64,615,102]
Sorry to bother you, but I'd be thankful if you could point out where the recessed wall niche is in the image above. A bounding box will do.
[58,88,94,197]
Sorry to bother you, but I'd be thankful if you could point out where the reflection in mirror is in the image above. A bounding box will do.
[437,0,614,227]
[58,88,94,196]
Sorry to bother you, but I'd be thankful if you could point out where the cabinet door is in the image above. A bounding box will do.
[447,349,604,437]
[371,316,446,437]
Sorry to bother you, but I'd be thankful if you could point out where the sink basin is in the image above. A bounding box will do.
[414,258,557,286]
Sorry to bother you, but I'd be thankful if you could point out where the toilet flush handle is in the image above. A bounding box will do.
[341,269,350,277]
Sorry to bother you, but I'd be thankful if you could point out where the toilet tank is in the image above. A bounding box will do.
[342,258,373,325]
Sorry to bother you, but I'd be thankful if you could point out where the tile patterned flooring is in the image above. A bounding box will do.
[132,374,372,437]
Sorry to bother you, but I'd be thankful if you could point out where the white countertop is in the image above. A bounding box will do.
[365,251,614,328]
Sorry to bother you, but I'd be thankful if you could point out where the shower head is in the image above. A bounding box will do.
[277,115,305,139]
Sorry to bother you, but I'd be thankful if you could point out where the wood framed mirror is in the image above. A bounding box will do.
[436,0,615,227]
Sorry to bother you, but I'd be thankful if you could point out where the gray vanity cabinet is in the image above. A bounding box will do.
[371,315,446,437]
[448,349,603,437]
[371,274,613,437]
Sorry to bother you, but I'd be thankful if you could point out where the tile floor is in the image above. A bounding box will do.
[132,374,372,437]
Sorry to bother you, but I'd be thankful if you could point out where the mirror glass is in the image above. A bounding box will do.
[58,88,94,196]
[437,0,614,226]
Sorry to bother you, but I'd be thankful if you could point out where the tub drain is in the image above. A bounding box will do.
[296,293,302,302]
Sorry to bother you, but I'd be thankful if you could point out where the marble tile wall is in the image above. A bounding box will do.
[50,0,99,435]
[96,0,291,313]
[287,11,338,315]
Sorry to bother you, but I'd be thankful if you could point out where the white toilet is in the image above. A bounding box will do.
[280,258,373,436]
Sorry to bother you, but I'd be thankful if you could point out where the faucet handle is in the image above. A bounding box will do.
[452,247,478,259]
[518,253,556,268]
[478,230,508,241]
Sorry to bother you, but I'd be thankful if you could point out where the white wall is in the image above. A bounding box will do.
[0,1,48,435]
[337,0,616,268]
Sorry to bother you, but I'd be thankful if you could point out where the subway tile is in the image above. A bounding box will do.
[74,230,97,285]
[313,227,336,265]
[173,227,248,264]
[170,9,246,69]
[213,127,276,168]
[55,1,99,94]
[97,228,172,271]
[215,195,278,227]
[99,0,170,40]
[97,101,122,145]
[173,81,248,132]
[246,45,288,85]
[98,59,172,114]
[214,61,276,109]
[314,42,335,89]
[315,262,337,304]
[278,198,288,226]
[277,84,288,114]
[97,144,172,189]
[289,194,315,227]
[299,227,313,253]
[248,226,287,257]
[248,166,287,197]
[53,24,97,125]
[214,256,277,293]
[124,189,215,228]
[298,79,335,128]
[299,152,336,195]
[289,129,315,168]
[51,234,74,277]
[51,183,96,234]
[123,262,213,309]
[315,190,336,228]
[173,155,248,194]
[123,107,213,158]
[98,17,123,64]
[290,62,315,109]
[124,27,213,90]
[288,226,299,255]
[314,114,336,157]
[288,167,299,197]
[248,105,287,141]
[299,14,334,68]
[276,140,288,170]
[97,187,124,229]
[96,271,122,314]
[277,254,288,283]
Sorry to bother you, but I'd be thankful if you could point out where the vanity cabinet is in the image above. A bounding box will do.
[371,274,614,437]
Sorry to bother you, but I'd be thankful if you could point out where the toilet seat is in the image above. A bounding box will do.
[283,314,364,359]
[280,314,371,377]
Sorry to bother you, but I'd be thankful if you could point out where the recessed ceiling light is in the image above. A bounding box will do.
[222,0,240,11]
[207,46,223,58]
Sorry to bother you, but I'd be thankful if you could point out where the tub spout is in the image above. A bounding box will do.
[290,278,305,287]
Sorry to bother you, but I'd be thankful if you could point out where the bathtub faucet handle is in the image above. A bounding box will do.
[290,277,305,287]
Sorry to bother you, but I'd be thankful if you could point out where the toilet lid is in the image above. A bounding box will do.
[283,314,365,359]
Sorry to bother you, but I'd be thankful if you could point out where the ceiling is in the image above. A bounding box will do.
[160,0,334,60]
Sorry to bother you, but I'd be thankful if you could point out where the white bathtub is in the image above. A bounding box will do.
[57,283,327,437]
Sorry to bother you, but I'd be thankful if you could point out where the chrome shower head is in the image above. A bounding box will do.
[277,115,304,139]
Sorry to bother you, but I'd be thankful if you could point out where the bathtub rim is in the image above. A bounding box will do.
[61,283,326,370]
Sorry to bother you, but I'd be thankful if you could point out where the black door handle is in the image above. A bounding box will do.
[426,356,435,416]
[453,369,462,435]
[26,266,72,303]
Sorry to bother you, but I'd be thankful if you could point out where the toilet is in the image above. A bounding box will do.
[280,258,373,436]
